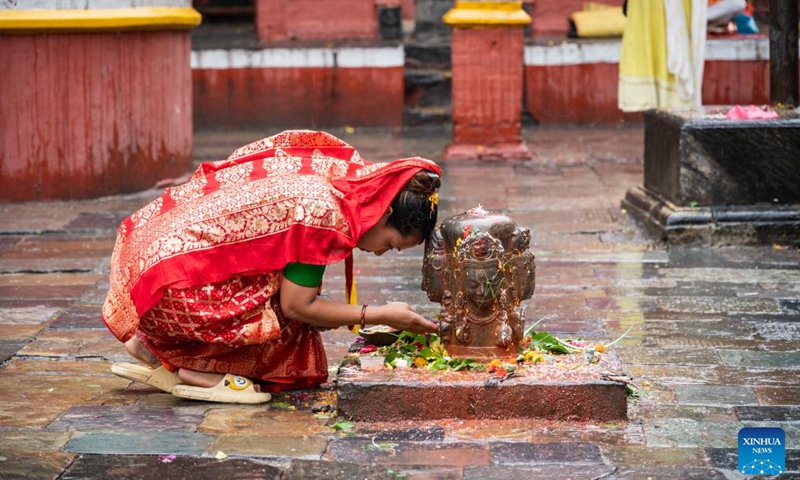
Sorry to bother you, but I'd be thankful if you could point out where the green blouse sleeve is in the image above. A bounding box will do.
[283,262,326,287]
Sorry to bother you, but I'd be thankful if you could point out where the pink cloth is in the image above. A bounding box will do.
[725,105,779,120]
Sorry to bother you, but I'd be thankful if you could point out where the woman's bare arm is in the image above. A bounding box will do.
[279,277,437,334]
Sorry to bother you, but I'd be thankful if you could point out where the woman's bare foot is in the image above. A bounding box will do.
[177,369,263,392]
[124,336,160,368]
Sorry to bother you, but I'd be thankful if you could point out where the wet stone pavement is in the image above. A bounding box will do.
[1,125,799,479]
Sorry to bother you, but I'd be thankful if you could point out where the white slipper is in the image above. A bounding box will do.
[111,363,181,393]
[171,374,272,404]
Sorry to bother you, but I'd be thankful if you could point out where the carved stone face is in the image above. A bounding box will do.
[422,209,536,358]
[461,264,501,316]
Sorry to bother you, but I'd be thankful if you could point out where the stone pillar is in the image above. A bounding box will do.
[769,0,799,105]
[0,2,200,201]
[443,1,532,161]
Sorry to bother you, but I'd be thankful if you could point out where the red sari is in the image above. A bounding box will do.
[102,130,441,391]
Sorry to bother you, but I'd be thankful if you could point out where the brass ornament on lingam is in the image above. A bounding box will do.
[422,206,536,358]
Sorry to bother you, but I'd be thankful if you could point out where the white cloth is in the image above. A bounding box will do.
[707,0,746,23]
[663,0,707,107]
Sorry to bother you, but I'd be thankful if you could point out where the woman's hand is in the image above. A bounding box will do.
[375,302,438,334]
[280,277,437,333]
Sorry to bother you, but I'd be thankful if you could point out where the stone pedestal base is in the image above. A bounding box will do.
[623,108,800,245]
[443,141,533,161]
[337,353,629,422]
[622,186,800,246]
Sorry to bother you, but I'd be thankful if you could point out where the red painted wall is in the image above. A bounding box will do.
[0,31,193,201]
[702,60,771,105]
[527,0,625,37]
[255,0,378,41]
[525,62,642,123]
[525,60,783,124]
[192,66,404,129]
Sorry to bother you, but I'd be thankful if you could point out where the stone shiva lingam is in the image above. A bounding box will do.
[338,207,628,422]
[422,206,535,358]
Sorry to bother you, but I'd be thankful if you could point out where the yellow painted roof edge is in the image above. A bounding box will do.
[0,7,202,34]
[444,1,531,27]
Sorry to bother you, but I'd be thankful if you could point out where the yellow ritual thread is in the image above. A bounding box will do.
[0,7,202,34]
[348,281,360,334]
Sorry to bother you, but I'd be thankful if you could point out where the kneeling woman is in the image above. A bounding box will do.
[104,130,440,404]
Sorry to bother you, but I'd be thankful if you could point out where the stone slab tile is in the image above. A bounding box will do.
[284,459,433,480]
[49,304,106,330]
[601,445,708,468]
[357,425,446,442]
[488,442,603,465]
[18,329,122,358]
[735,406,800,422]
[0,431,72,452]
[659,267,800,284]
[714,367,800,388]
[0,273,105,299]
[65,432,215,455]
[644,418,743,448]
[718,350,800,368]
[0,341,27,363]
[655,296,781,315]
[208,434,328,459]
[3,358,115,376]
[0,236,112,273]
[0,323,43,341]
[0,401,69,428]
[674,385,758,407]
[198,408,329,436]
[616,346,721,366]
[753,387,800,406]
[61,454,284,480]
[0,450,75,480]
[337,363,628,422]
[64,211,130,231]
[0,371,130,405]
[49,405,206,433]
[748,319,800,340]
[325,438,492,467]
[613,466,729,479]
[706,447,800,473]
[464,464,615,480]
[0,306,60,325]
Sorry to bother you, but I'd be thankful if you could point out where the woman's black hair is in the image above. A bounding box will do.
[387,171,441,241]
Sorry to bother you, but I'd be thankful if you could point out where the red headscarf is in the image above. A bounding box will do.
[103,130,441,342]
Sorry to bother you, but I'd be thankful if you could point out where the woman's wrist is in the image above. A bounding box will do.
[363,304,384,326]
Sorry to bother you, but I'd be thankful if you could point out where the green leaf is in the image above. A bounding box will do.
[330,420,356,432]
[270,402,293,410]
[428,358,448,371]
[418,347,435,360]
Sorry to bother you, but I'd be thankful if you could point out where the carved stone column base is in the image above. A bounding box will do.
[443,142,533,161]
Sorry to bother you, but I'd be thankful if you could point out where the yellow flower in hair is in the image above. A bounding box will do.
[428,192,439,212]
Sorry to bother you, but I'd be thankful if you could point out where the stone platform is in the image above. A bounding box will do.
[622,108,800,246]
[337,352,629,423]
